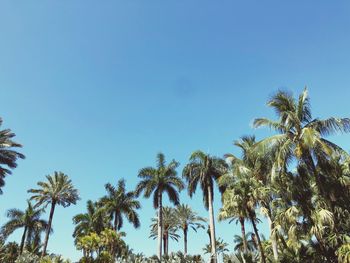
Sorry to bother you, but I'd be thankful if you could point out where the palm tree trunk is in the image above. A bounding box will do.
[184,228,188,256]
[42,201,56,257]
[166,232,169,256]
[19,226,27,254]
[112,211,118,257]
[163,233,167,255]
[157,192,163,260]
[249,212,266,263]
[239,217,248,253]
[207,185,217,263]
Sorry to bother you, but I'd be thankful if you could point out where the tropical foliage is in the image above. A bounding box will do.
[1,89,350,263]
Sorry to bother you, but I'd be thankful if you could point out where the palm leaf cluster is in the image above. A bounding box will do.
[219,89,350,262]
[0,117,24,194]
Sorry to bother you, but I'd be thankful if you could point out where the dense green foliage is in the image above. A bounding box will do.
[1,89,350,262]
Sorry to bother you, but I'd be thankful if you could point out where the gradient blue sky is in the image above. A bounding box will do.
[1,0,350,261]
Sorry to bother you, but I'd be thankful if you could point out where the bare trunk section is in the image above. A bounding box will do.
[157,193,163,261]
[208,185,217,263]
[184,228,188,256]
[249,212,266,263]
[42,201,56,257]
[163,234,167,256]
[19,226,27,254]
[239,217,248,253]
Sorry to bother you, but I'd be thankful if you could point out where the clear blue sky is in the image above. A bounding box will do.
[1,0,350,261]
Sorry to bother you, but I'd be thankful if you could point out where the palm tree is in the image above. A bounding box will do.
[0,241,19,263]
[203,238,229,262]
[174,204,206,256]
[28,171,80,257]
[149,206,179,256]
[100,179,141,232]
[182,150,227,263]
[72,200,109,244]
[220,135,278,261]
[253,88,350,196]
[219,201,248,254]
[0,117,25,194]
[233,233,255,253]
[0,201,48,255]
[135,152,184,260]
[222,175,267,263]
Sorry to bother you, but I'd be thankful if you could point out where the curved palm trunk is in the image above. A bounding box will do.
[239,217,248,253]
[42,201,56,257]
[19,226,27,254]
[207,185,217,263]
[157,193,163,260]
[249,212,266,263]
[183,227,188,256]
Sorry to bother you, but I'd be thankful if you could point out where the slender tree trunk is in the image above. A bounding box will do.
[42,201,56,257]
[207,185,217,263]
[239,217,248,253]
[184,228,188,256]
[111,211,119,257]
[19,226,27,254]
[163,233,167,256]
[166,232,169,256]
[249,212,266,263]
[157,193,163,260]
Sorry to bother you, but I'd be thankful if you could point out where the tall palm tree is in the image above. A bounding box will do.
[135,152,184,260]
[150,206,179,256]
[0,117,25,194]
[100,179,141,232]
[28,171,80,257]
[0,201,48,254]
[220,135,278,261]
[182,150,227,263]
[174,204,206,256]
[72,200,109,244]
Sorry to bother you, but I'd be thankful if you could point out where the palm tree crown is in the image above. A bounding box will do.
[100,179,141,231]
[0,117,25,194]
[28,172,79,208]
[135,153,184,208]
[253,88,350,171]
[183,151,227,209]
[72,200,110,242]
